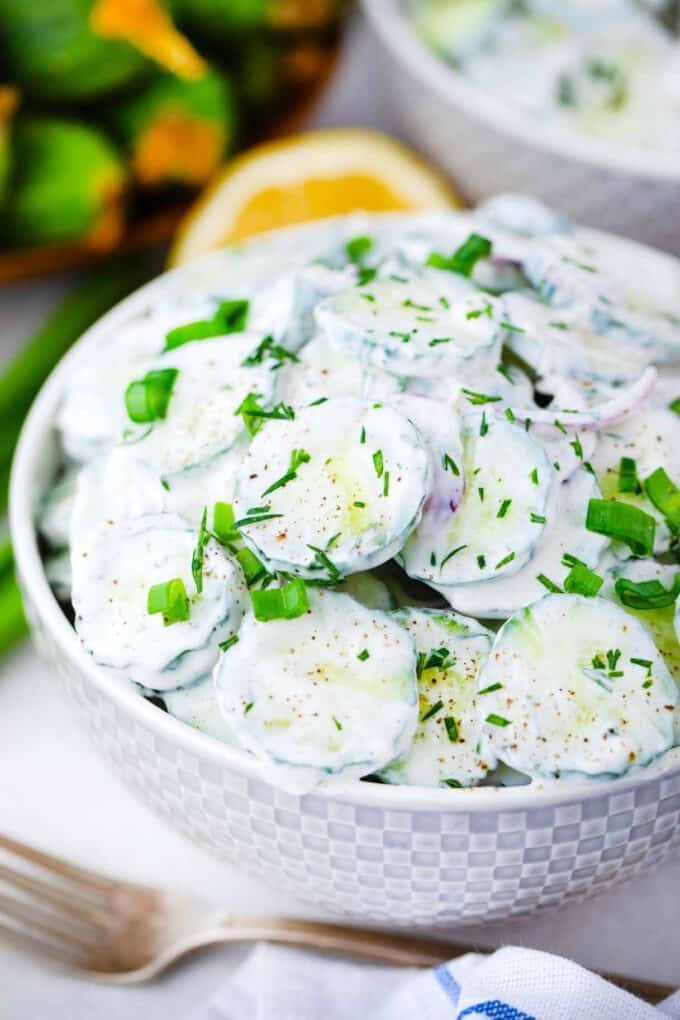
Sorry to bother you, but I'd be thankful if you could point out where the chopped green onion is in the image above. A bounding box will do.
[250,578,308,621]
[427,233,492,277]
[236,546,267,586]
[563,562,603,597]
[213,502,238,544]
[147,578,190,626]
[644,467,680,533]
[164,299,249,350]
[372,449,384,478]
[585,498,656,556]
[615,573,680,610]
[215,299,250,333]
[125,367,178,423]
[618,456,639,494]
[357,267,377,286]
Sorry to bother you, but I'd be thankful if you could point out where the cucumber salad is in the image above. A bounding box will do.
[410,0,680,156]
[39,197,680,794]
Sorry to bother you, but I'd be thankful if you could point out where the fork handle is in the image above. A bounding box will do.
[210,917,674,1005]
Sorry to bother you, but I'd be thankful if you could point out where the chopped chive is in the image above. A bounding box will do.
[442,778,462,788]
[479,682,503,695]
[307,544,341,582]
[497,498,512,519]
[669,398,680,416]
[505,408,516,423]
[444,716,459,742]
[429,337,451,346]
[477,554,486,569]
[357,649,370,661]
[480,411,488,437]
[242,335,299,369]
[462,388,502,406]
[360,426,366,444]
[486,713,510,727]
[357,266,377,286]
[308,397,328,407]
[441,544,467,569]
[219,634,239,652]
[372,449,384,478]
[244,701,254,715]
[383,471,390,497]
[191,507,210,594]
[530,513,546,524]
[147,577,190,626]
[420,699,444,723]
[443,453,459,475]
[500,321,525,333]
[261,447,311,497]
[495,551,515,571]
[642,679,653,689]
[570,435,584,460]
[631,657,653,669]
[353,500,366,508]
[537,574,562,593]
[333,716,343,731]
[478,487,485,502]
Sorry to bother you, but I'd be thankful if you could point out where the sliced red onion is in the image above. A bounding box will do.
[500,367,657,432]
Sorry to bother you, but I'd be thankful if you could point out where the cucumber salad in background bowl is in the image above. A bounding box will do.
[10,198,680,924]
[363,0,680,252]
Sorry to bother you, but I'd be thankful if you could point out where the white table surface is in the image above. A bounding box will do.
[1,15,679,1017]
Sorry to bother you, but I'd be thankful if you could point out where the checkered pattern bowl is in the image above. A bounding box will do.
[10,236,680,927]
[363,0,680,254]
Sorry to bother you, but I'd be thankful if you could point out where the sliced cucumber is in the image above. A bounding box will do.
[45,550,72,603]
[38,473,76,550]
[278,334,405,408]
[70,447,168,555]
[234,397,430,578]
[402,411,553,586]
[129,334,277,476]
[379,608,496,788]
[214,588,419,793]
[316,271,504,381]
[591,405,679,556]
[162,442,246,531]
[72,513,246,691]
[162,678,238,746]
[478,594,676,778]
[602,558,680,742]
[439,468,608,619]
[252,264,357,353]
[503,291,649,382]
[333,571,397,611]
[523,235,680,363]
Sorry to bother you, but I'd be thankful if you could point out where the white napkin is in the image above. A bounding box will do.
[189,943,680,1020]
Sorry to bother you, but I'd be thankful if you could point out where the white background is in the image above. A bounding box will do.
[1,14,679,1017]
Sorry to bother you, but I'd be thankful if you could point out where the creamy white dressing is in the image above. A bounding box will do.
[412,0,680,156]
[42,201,680,791]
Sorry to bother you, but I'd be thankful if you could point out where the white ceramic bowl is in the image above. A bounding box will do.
[10,224,680,927]
[363,0,680,254]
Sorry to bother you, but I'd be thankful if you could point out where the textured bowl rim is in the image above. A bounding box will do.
[363,0,680,183]
[10,215,680,813]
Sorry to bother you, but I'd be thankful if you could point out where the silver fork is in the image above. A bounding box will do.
[0,833,673,1003]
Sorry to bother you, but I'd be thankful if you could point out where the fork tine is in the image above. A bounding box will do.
[0,920,87,969]
[0,834,118,894]
[0,890,103,950]
[0,862,112,930]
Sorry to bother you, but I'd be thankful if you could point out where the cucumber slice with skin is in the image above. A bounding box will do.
[477,194,571,239]
[478,594,676,778]
[602,559,680,742]
[438,467,608,620]
[523,235,680,363]
[379,608,496,788]
[278,334,405,408]
[402,411,553,586]
[333,571,396,611]
[234,396,431,579]
[129,333,277,476]
[39,473,76,551]
[214,588,419,794]
[316,271,504,381]
[72,513,246,691]
[161,677,238,746]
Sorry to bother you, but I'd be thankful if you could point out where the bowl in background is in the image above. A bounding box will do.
[363,0,680,254]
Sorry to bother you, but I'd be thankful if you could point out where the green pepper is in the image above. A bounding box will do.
[0,0,204,102]
[110,68,235,188]
[0,117,127,249]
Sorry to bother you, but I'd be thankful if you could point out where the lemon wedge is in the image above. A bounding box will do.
[169,128,459,266]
